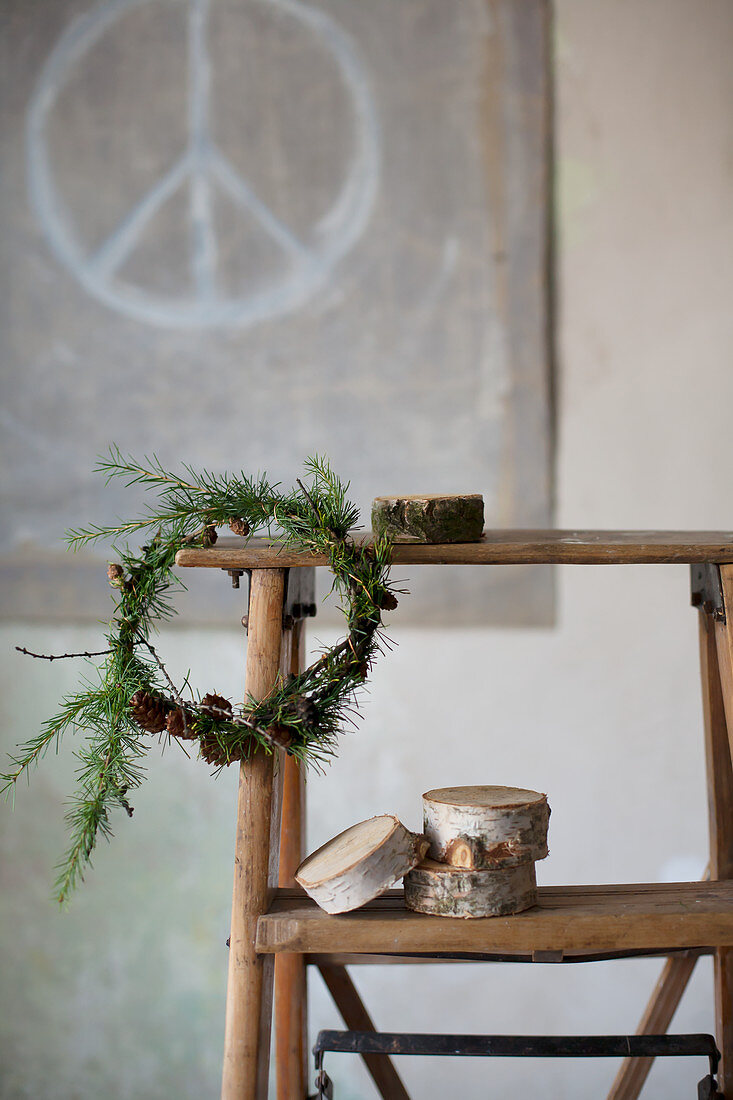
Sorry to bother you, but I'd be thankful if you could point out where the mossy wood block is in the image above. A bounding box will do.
[371,494,484,543]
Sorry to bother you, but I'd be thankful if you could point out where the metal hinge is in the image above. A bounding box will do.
[691,564,726,623]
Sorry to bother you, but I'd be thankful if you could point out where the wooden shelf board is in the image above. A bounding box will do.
[177,531,733,570]
[256,883,733,957]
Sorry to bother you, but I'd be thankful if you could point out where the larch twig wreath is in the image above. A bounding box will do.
[2,450,399,902]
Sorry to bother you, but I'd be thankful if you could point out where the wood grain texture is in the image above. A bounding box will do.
[317,964,411,1100]
[221,569,285,1100]
[714,566,733,798]
[256,882,733,957]
[275,618,308,1100]
[701,613,733,883]
[296,816,427,914]
[177,531,733,570]
[714,948,733,1098]
[706,576,733,1097]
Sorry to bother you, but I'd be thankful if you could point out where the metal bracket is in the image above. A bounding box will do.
[691,564,726,623]
[233,566,317,632]
[698,1074,723,1099]
[313,1030,721,1097]
[281,567,317,630]
[312,1050,334,1099]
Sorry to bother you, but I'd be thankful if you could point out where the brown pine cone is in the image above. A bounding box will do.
[199,732,234,767]
[375,589,399,611]
[200,692,233,718]
[130,690,169,733]
[267,724,293,750]
[228,518,250,538]
[107,563,125,586]
[166,707,196,739]
[291,695,318,727]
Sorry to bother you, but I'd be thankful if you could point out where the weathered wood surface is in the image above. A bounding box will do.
[275,619,308,1100]
[296,816,428,914]
[423,785,549,868]
[177,530,733,570]
[317,964,411,1100]
[221,570,285,1100]
[703,582,733,1097]
[371,494,484,543]
[257,881,733,956]
[405,858,537,918]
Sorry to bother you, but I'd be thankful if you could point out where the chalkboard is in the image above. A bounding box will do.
[0,0,552,626]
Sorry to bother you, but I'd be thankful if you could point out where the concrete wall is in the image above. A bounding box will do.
[2,1,733,1097]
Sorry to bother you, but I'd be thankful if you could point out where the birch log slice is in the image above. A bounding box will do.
[295,815,427,914]
[404,859,538,918]
[423,786,550,869]
[371,495,484,543]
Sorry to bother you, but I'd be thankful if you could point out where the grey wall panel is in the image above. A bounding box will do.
[1,0,553,626]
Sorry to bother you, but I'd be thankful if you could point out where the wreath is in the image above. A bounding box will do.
[2,451,399,901]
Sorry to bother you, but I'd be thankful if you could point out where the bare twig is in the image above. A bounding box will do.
[296,477,319,515]
[134,636,184,703]
[134,635,191,739]
[15,646,112,662]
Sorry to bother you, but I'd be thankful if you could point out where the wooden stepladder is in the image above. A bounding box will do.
[175,533,733,1100]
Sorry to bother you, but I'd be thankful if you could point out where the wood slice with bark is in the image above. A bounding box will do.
[295,815,428,914]
[371,494,484,543]
[404,858,538,918]
[423,785,550,869]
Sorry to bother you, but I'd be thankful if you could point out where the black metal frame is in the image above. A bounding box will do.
[312,1030,722,1098]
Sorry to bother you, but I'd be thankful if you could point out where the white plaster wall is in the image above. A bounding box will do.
[1,2,732,1097]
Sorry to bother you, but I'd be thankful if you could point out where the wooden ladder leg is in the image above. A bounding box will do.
[276,618,309,1099]
[707,566,733,1097]
[607,571,733,1100]
[222,568,286,1100]
[317,964,412,1100]
[606,951,702,1100]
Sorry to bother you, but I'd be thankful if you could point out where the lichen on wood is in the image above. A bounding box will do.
[371,494,484,544]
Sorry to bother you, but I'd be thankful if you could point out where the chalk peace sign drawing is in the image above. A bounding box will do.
[27,0,380,328]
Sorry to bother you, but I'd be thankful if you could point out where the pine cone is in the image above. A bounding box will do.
[130,690,169,733]
[228,518,250,538]
[200,692,233,718]
[291,694,318,727]
[199,732,234,767]
[267,724,293,750]
[203,525,218,546]
[107,563,125,586]
[375,589,399,611]
[166,707,196,739]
